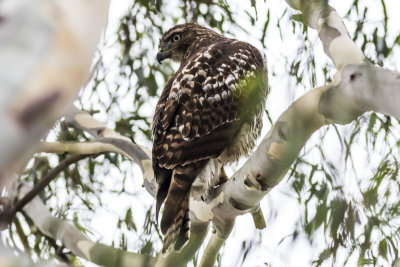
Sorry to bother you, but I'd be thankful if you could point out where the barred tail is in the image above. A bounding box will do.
[162,192,190,252]
[160,160,208,252]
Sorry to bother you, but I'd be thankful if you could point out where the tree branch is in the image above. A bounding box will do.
[198,233,226,267]
[154,222,210,267]
[285,0,365,69]
[319,64,400,122]
[13,182,156,267]
[64,106,156,197]
[38,141,144,163]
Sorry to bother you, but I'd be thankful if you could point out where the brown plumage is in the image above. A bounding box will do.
[152,23,268,252]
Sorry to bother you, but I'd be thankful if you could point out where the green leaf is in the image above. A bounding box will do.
[124,208,137,232]
[378,239,388,259]
[291,14,303,23]
[362,188,378,207]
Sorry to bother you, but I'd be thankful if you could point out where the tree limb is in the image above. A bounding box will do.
[154,222,210,267]
[319,64,400,122]
[198,233,226,267]
[285,0,365,69]
[14,182,156,267]
[64,106,156,197]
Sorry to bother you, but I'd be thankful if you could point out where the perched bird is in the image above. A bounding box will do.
[152,23,268,252]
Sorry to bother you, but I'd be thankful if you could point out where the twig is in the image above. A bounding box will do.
[13,216,31,255]
[0,153,97,229]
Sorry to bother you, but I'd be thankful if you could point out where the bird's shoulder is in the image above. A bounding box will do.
[152,38,267,168]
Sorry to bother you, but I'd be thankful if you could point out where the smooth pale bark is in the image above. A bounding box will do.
[319,64,400,122]
[205,62,400,239]
[154,222,210,267]
[39,141,129,156]
[286,0,365,69]
[198,233,226,267]
[0,0,109,186]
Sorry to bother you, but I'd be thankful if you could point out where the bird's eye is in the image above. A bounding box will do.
[173,34,181,42]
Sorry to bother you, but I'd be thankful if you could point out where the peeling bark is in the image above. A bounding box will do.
[286,0,365,69]
[205,85,330,238]
[319,64,400,122]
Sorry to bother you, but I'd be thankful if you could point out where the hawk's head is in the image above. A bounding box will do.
[157,23,221,64]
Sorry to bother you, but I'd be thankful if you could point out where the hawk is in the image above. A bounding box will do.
[153,23,268,252]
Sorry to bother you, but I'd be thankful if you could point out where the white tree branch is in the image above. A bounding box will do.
[64,106,157,197]
[319,64,400,122]
[198,233,226,267]
[205,61,400,238]
[285,0,365,69]
[38,141,129,156]
[13,182,156,267]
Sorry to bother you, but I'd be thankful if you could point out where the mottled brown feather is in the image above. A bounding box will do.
[152,23,268,252]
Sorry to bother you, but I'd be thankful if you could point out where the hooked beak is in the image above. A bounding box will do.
[156,48,170,64]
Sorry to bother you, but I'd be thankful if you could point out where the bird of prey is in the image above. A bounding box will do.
[152,23,268,252]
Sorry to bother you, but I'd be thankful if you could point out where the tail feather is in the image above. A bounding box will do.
[175,208,190,250]
[158,160,208,252]
[154,165,172,222]
[162,193,190,252]
[160,166,193,234]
